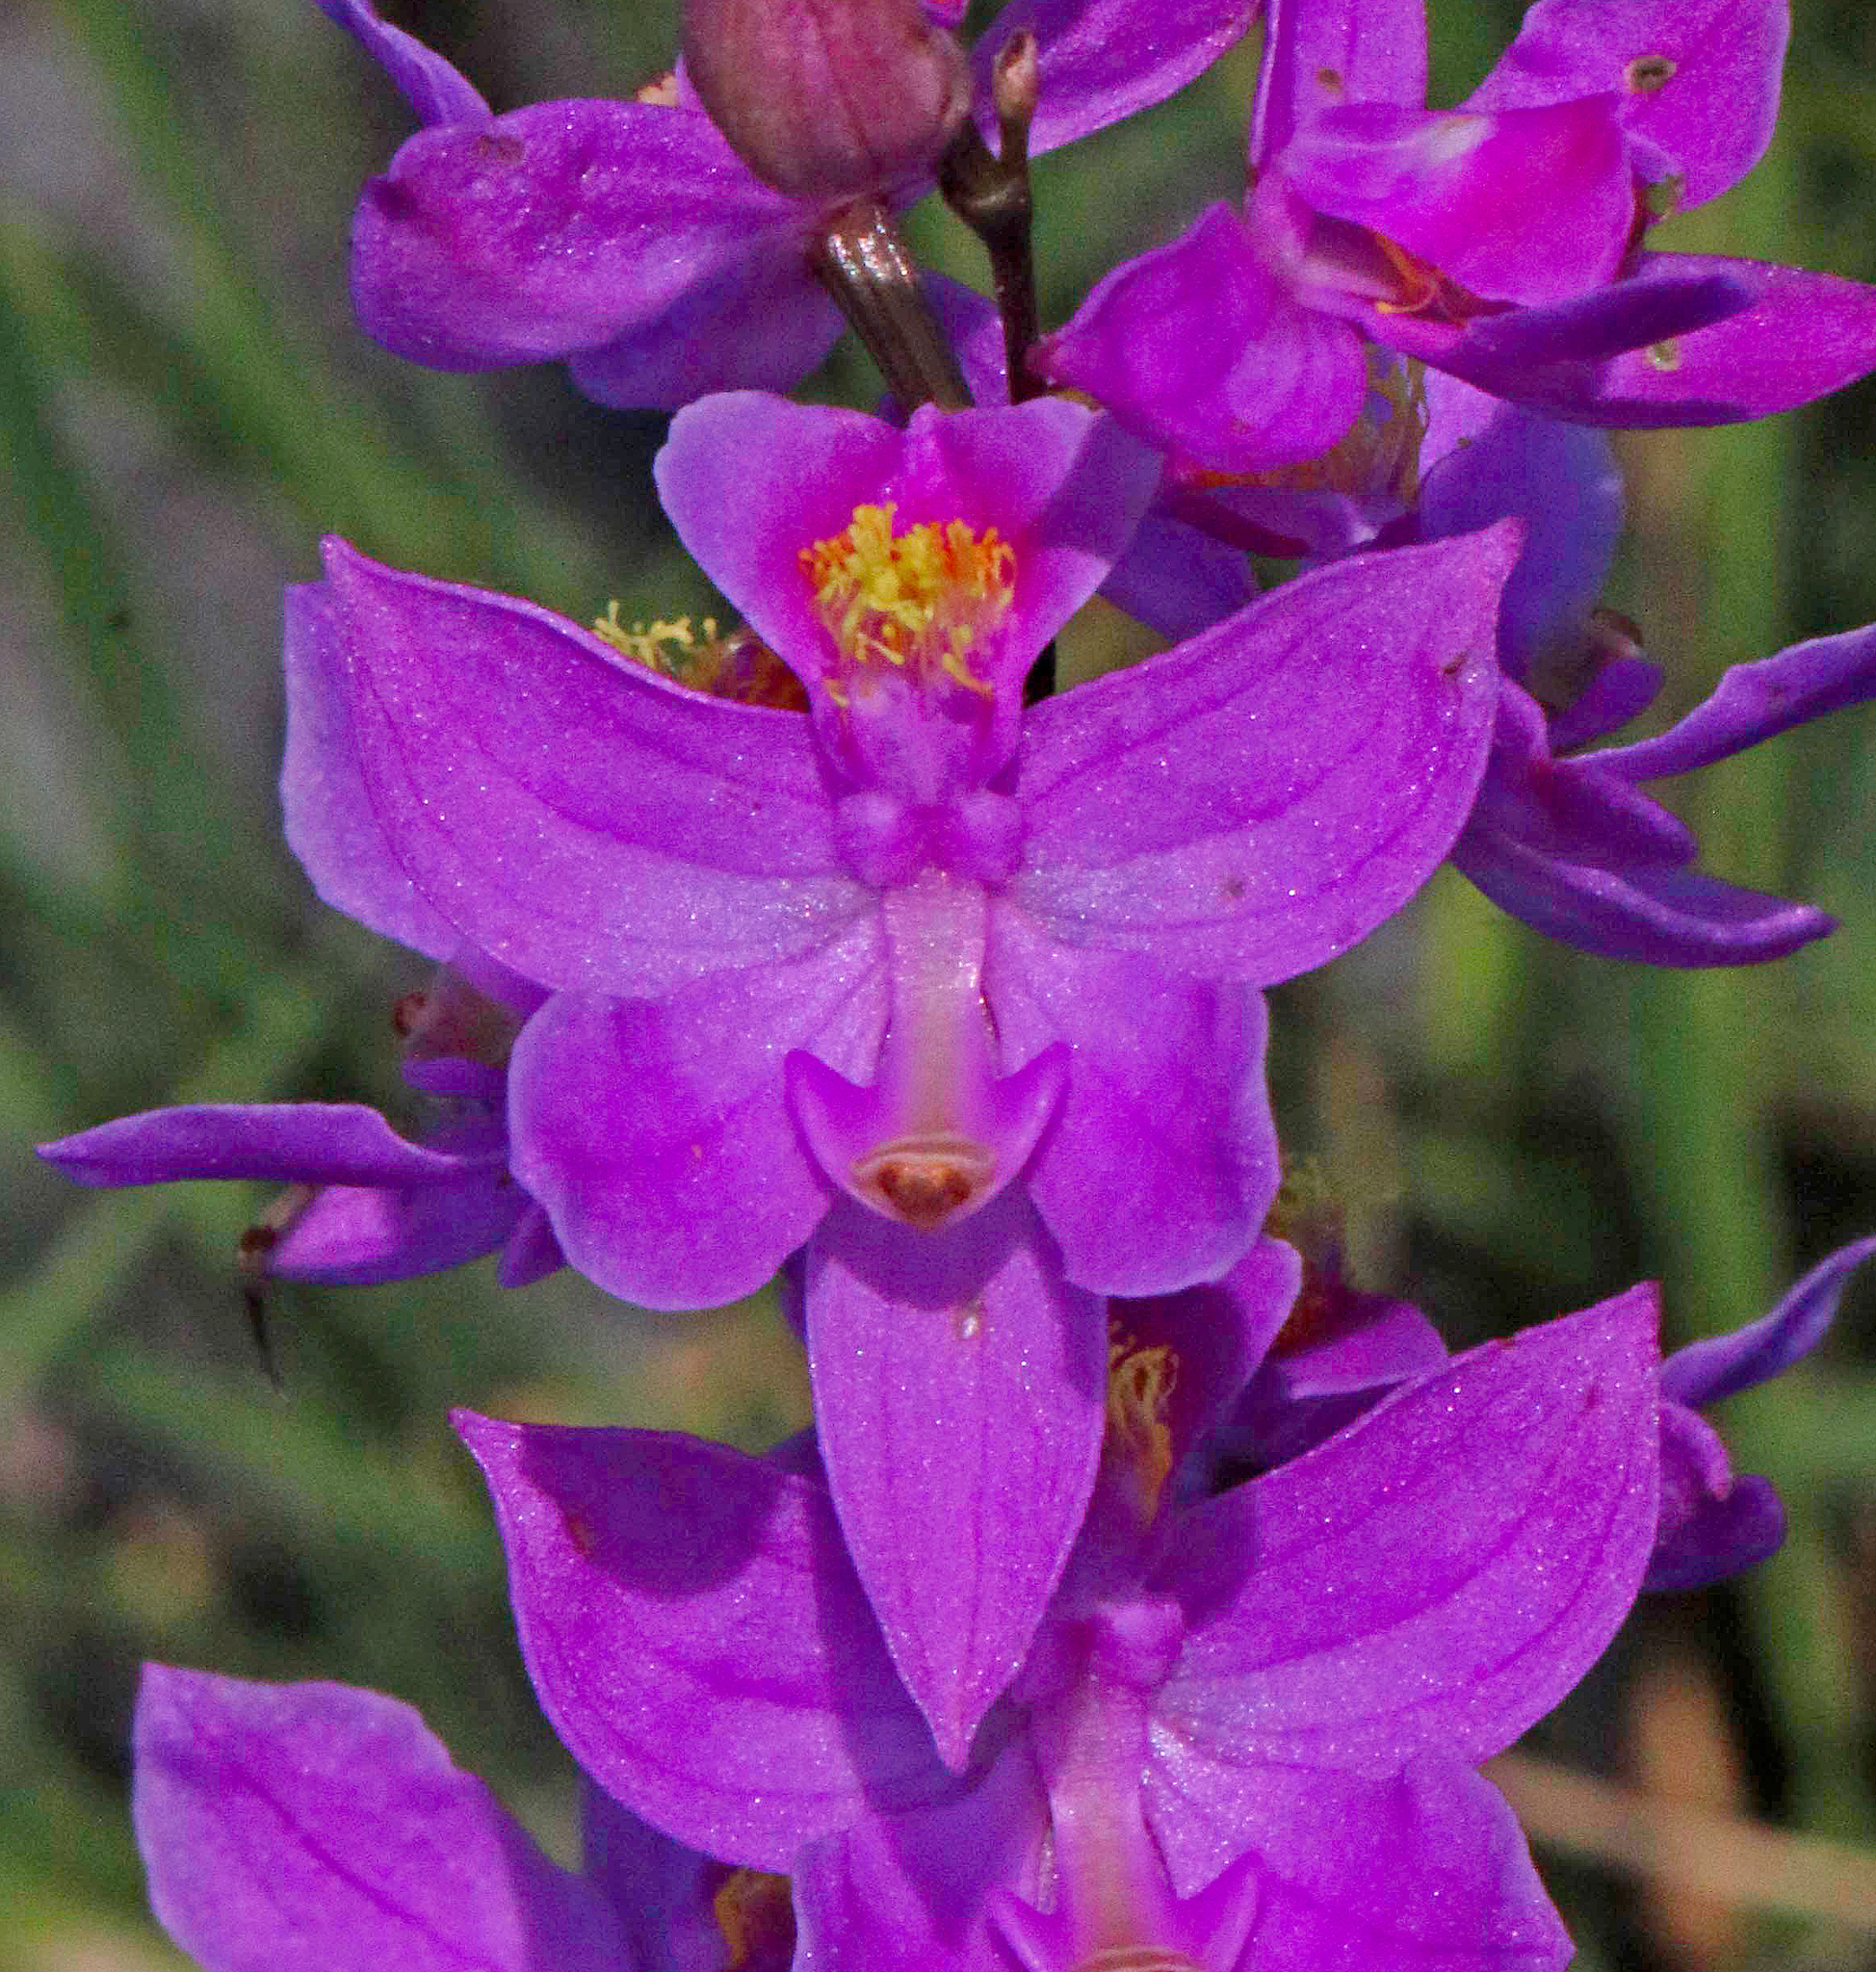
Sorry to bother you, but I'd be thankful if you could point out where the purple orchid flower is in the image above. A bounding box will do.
[313,0,1261,408]
[1222,1221,1876,1592]
[1394,364,1876,965]
[453,1276,1660,1970]
[38,953,560,1292]
[1050,281,1876,966]
[298,388,1513,1760]
[1036,0,1876,472]
[1457,614,1876,964]
[133,1662,797,1972]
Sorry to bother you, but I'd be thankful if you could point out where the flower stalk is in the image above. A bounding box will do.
[809,198,973,410]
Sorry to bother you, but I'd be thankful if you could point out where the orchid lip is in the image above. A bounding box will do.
[850,1130,997,1229]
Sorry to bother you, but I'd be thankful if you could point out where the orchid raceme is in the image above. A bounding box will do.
[453,1282,1659,1970]
[42,3,1876,1967]
[1037,0,1876,470]
[313,0,1261,407]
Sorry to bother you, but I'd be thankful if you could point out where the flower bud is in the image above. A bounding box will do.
[683,0,970,200]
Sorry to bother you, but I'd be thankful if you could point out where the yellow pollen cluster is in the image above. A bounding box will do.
[798,502,1015,706]
[1106,1327,1180,1520]
[591,605,806,710]
[593,605,718,668]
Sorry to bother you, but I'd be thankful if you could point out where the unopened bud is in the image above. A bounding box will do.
[991,30,1039,148]
[683,0,970,199]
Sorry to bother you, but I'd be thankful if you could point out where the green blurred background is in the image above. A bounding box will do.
[7,1,1876,1966]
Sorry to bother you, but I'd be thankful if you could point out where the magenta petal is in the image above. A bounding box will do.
[566,255,845,409]
[1159,1288,1660,1773]
[1468,254,1876,425]
[351,99,808,370]
[1116,1237,1306,1487]
[281,583,457,959]
[1283,97,1632,306]
[268,1175,524,1286]
[456,1416,943,1868]
[312,0,488,127]
[805,1194,1106,1768]
[1009,528,1511,983]
[794,1746,1049,1972]
[1033,206,1371,474]
[323,539,869,996]
[1449,678,1837,965]
[656,396,901,681]
[1418,375,1622,682]
[1250,0,1428,171]
[1452,819,1835,964]
[38,1102,499,1189]
[1647,1402,1785,1593]
[1100,506,1259,642]
[1591,621,1876,784]
[135,1666,627,1972]
[496,1204,566,1289]
[1472,684,1692,865]
[1380,255,1755,387]
[1268,1291,1449,1398]
[981,0,1261,159]
[988,914,1277,1295]
[1467,0,1789,208]
[1148,1759,1568,1970]
[1662,1234,1876,1409]
[508,928,887,1310]
[655,395,1159,706]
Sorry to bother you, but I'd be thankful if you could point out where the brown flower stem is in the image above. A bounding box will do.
[810,198,972,411]
[938,32,1042,402]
